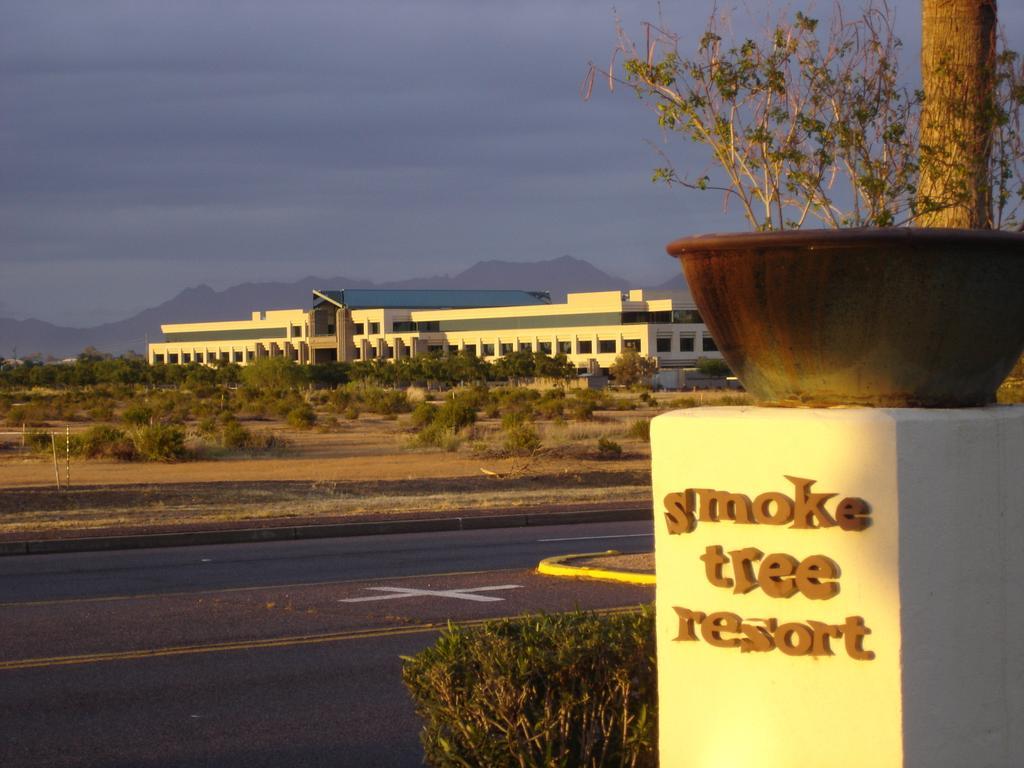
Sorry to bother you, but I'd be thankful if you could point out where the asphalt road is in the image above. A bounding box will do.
[0,521,655,767]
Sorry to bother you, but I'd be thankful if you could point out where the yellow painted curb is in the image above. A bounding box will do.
[537,550,656,585]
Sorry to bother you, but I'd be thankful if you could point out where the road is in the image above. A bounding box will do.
[0,520,655,767]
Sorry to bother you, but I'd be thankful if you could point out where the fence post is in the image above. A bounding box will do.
[50,432,61,491]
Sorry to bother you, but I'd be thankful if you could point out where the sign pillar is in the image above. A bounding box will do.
[651,407,1024,768]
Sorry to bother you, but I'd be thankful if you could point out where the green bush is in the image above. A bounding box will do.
[76,425,136,460]
[132,424,188,461]
[503,423,541,456]
[627,418,651,443]
[410,401,439,429]
[402,608,657,768]
[286,404,316,429]
[597,436,623,459]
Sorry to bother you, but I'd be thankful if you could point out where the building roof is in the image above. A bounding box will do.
[312,289,551,310]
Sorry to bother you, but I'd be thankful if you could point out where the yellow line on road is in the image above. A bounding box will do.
[0,606,643,671]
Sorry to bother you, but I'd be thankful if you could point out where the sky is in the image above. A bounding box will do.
[2,1,1021,327]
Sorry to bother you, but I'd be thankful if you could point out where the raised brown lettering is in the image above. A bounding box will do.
[786,476,837,529]
[795,555,841,600]
[808,621,842,656]
[727,546,762,594]
[758,553,799,598]
[739,618,776,653]
[836,497,872,532]
[697,489,753,524]
[775,622,815,656]
[841,616,875,660]
[663,491,697,534]
[700,546,733,589]
[702,612,741,648]
[752,491,794,525]
[673,607,706,641]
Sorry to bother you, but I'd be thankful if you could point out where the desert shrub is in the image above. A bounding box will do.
[402,608,657,768]
[597,436,623,459]
[87,402,115,421]
[568,399,595,422]
[220,419,252,450]
[122,403,154,426]
[286,404,316,429]
[75,425,137,460]
[357,385,411,415]
[503,423,541,456]
[6,402,51,427]
[132,424,188,461]
[410,401,439,429]
[627,418,651,443]
[343,405,361,420]
[23,429,54,452]
[434,396,477,432]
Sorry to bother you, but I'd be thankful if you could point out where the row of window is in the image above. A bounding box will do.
[351,336,715,360]
[656,336,717,353]
[361,311,706,336]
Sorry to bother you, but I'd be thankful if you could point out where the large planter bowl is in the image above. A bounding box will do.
[666,228,1024,407]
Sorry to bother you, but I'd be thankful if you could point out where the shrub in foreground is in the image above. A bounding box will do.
[402,608,657,768]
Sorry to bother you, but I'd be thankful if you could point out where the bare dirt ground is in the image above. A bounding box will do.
[0,412,654,540]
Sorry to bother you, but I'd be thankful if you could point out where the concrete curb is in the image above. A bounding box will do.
[0,506,651,557]
[537,550,656,585]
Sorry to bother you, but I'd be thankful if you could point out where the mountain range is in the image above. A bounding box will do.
[0,255,686,359]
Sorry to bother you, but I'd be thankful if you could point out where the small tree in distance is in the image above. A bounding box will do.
[610,349,658,387]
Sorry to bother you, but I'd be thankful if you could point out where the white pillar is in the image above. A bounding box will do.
[651,406,1024,768]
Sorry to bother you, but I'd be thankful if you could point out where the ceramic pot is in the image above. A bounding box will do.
[666,228,1024,407]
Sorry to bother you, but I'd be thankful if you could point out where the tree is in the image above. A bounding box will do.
[919,0,998,227]
[609,349,658,387]
[240,357,307,391]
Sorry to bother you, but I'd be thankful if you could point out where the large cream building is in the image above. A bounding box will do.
[147,288,721,375]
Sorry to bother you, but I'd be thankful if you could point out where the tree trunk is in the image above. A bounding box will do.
[918,0,998,228]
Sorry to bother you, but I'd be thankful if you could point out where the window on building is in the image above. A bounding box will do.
[702,335,718,352]
[538,341,552,355]
[221,352,230,362]
[500,342,513,355]
[181,353,191,363]
[384,345,393,359]
[672,309,703,324]
[462,344,476,356]
[168,353,179,364]
[482,343,495,357]
[557,340,572,355]
[289,348,298,361]
[656,337,672,352]
[353,348,361,359]
[245,350,254,362]
[154,354,165,364]
[519,342,532,353]
[680,336,695,352]
[291,325,302,337]
[598,340,616,354]
[195,353,205,363]
[366,347,376,359]
[428,344,444,354]
[392,321,416,333]
[623,339,641,351]
[352,323,365,335]
[234,351,244,363]
[369,322,380,335]
[577,340,593,354]
[327,324,336,334]
[418,321,440,333]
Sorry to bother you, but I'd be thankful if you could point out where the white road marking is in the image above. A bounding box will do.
[537,533,653,543]
[339,584,523,603]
